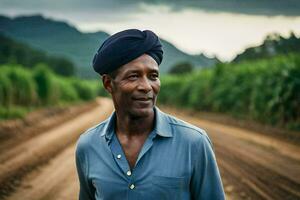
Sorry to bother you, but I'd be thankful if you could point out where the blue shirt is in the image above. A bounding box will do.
[75,107,225,200]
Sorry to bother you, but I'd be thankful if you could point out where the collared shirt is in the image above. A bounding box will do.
[75,107,225,200]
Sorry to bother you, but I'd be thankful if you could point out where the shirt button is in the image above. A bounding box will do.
[126,170,132,176]
[129,184,135,190]
[117,154,122,159]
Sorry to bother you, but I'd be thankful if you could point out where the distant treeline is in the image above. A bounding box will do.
[0,34,75,76]
[233,32,300,63]
[159,53,300,130]
[0,64,104,119]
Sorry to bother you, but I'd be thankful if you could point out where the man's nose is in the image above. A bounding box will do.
[137,77,152,92]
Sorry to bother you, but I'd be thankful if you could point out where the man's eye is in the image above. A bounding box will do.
[128,74,138,80]
[150,74,159,80]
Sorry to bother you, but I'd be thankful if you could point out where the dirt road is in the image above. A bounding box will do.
[0,98,114,200]
[0,98,299,200]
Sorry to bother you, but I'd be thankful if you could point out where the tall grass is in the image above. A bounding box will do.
[159,54,300,130]
[0,64,106,119]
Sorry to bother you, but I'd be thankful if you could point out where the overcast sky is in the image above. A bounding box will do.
[1,0,300,61]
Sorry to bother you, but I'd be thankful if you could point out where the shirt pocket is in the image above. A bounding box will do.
[150,176,188,200]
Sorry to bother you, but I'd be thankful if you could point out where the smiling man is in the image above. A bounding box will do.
[75,29,225,200]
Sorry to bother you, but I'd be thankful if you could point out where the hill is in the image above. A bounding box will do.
[160,39,217,73]
[233,32,300,63]
[0,15,217,78]
[0,33,75,76]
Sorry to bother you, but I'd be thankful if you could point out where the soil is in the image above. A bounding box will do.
[0,98,299,200]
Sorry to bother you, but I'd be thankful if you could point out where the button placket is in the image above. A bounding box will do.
[126,167,136,193]
[110,134,131,177]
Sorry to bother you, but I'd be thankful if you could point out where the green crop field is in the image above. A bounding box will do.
[0,64,105,119]
[158,53,300,131]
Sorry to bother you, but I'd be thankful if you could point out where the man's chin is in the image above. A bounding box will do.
[130,107,154,118]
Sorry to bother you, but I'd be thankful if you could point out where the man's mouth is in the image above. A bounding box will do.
[132,96,153,101]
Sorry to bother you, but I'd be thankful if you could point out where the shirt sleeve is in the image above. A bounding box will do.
[190,133,225,200]
[75,140,96,200]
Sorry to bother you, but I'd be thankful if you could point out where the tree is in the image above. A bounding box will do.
[169,61,194,74]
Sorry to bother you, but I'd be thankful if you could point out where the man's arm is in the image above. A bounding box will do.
[190,133,225,200]
[75,142,96,200]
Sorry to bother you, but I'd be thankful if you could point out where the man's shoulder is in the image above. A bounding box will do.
[160,110,209,142]
[76,118,109,149]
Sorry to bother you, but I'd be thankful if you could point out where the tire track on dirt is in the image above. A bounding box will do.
[0,101,98,159]
[216,145,300,200]
[4,144,78,200]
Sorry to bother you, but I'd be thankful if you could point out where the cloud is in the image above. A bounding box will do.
[1,0,300,16]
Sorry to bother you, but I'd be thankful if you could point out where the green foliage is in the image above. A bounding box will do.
[55,78,79,102]
[0,72,12,106]
[158,75,183,106]
[159,53,300,130]
[33,64,60,105]
[90,80,108,97]
[169,61,194,74]
[0,63,103,119]
[72,79,98,101]
[97,83,109,97]
[3,65,37,106]
[0,106,30,120]
[45,58,75,77]
[186,70,213,110]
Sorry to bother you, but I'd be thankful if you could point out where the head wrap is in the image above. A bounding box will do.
[92,29,163,75]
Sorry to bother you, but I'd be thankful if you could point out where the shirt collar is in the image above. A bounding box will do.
[100,106,173,142]
[153,107,173,137]
[100,112,116,143]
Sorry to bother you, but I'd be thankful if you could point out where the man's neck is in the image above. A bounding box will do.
[115,110,155,138]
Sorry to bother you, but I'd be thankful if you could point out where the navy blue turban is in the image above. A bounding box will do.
[92,29,163,75]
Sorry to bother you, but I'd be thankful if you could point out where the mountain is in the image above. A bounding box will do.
[0,15,217,78]
[0,15,109,78]
[0,33,75,76]
[160,40,217,73]
[233,32,300,63]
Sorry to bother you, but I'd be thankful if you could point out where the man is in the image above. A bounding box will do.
[75,29,225,200]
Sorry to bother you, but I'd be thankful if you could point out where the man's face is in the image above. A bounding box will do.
[103,54,160,118]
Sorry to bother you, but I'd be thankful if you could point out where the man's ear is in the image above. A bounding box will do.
[102,74,113,93]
